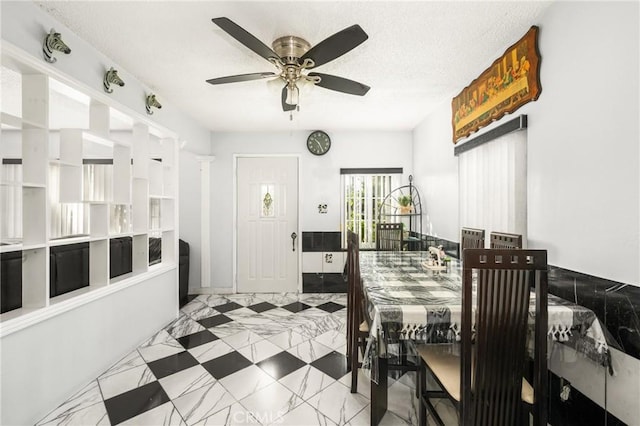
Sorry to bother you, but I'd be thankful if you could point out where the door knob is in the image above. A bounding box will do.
[291,232,297,251]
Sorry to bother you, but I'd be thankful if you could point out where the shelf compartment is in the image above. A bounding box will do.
[22,247,48,309]
[132,178,148,232]
[22,186,46,246]
[90,239,108,287]
[132,234,148,274]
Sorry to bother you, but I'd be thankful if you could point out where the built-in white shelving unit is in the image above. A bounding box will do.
[0,47,179,325]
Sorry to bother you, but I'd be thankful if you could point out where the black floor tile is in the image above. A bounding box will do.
[146,351,199,379]
[104,381,170,425]
[214,301,243,313]
[198,314,232,328]
[316,301,345,313]
[310,351,349,380]
[176,329,218,349]
[256,351,307,380]
[247,301,277,313]
[201,351,252,379]
[281,301,312,313]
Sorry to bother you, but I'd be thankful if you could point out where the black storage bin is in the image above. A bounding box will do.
[149,237,161,265]
[1,251,23,313]
[179,239,190,306]
[110,237,132,279]
[50,243,89,297]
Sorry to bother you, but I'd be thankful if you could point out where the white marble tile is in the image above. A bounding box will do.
[189,305,220,321]
[338,369,371,400]
[256,293,300,306]
[432,399,458,425]
[99,350,147,379]
[247,321,290,338]
[138,338,185,363]
[287,340,333,363]
[222,329,265,350]
[294,313,342,339]
[37,401,109,426]
[237,339,284,363]
[239,382,302,422]
[37,380,104,424]
[209,322,248,338]
[197,295,231,307]
[119,401,186,426]
[173,382,236,425]
[225,293,261,306]
[298,294,335,306]
[159,365,216,399]
[219,365,275,401]
[225,307,262,321]
[314,330,347,351]
[181,300,208,316]
[386,379,419,425]
[166,315,207,339]
[98,363,156,400]
[279,366,335,401]
[267,329,309,350]
[260,308,295,321]
[141,329,180,348]
[343,406,369,426]
[193,402,261,426]
[188,339,235,363]
[268,401,337,426]
[306,381,369,425]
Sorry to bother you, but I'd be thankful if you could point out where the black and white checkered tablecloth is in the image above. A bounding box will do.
[359,251,612,381]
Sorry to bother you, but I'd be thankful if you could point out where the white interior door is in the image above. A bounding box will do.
[237,156,299,293]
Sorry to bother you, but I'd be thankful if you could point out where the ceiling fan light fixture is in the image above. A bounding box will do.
[285,83,299,105]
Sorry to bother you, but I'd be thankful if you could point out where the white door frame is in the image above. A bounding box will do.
[232,154,302,294]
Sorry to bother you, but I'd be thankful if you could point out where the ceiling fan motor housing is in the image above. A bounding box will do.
[272,36,311,63]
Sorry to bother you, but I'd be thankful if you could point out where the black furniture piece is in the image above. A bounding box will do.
[490,231,523,249]
[376,223,403,251]
[110,237,132,279]
[179,239,190,306]
[417,249,549,426]
[50,243,89,297]
[460,227,485,253]
[1,251,23,313]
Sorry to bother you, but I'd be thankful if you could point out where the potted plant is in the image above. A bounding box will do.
[398,194,413,214]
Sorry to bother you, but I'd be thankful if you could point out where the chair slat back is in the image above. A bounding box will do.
[461,249,548,426]
[489,232,523,249]
[346,231,363,360]
[376,223,403,251]
[461,227,485,251]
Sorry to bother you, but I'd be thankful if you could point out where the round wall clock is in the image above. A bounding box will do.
[307,130,331,156]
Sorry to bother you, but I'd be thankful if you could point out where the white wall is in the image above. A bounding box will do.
[412,1,639,286]
[207,130,413,290]
[411,2,639,423]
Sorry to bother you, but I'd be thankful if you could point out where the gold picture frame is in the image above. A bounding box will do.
[452,26,541,144]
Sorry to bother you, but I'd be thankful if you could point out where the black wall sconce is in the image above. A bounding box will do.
[43,29,71,63]
[104,67,125,93]
[145,94,162,115]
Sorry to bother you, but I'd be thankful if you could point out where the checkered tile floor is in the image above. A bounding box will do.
[36,293,454,426]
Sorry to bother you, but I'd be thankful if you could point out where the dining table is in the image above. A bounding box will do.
[359,250,613,426]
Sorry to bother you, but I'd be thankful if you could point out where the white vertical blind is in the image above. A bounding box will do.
[458,130,527,247]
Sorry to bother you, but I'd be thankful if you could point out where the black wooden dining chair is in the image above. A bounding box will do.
[460,227,485,252]
[346,230,370,393]
[417,248,548,426]
[489,231,523,249]
[376,223,403,251]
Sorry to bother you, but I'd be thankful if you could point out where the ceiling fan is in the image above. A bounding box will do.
[206,17,371,113]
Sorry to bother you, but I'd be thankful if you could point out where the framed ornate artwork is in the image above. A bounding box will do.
[452,26,541,144]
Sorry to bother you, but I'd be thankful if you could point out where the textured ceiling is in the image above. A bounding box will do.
[35,1,552,132]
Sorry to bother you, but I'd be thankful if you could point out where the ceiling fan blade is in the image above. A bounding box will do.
[308,72,370,96]
[281,86,297,111]
[301,24,368,69]
[212,17,280,62]
[206,72,276,85]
